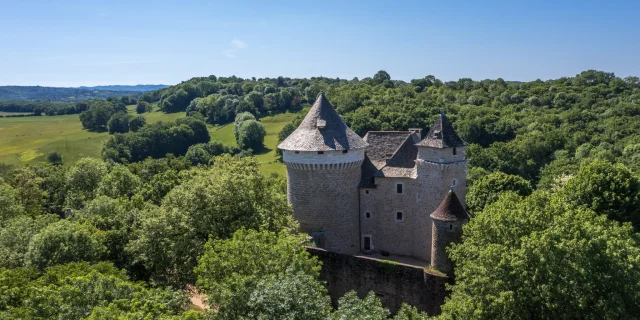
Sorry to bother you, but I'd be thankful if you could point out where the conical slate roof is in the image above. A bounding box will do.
[278,92,368,151]
[416,112,468,148]
[430,190,470,222]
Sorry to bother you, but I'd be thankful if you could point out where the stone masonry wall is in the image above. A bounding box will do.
[308,247,451,315]
[287,162,362,255]
[431,219,465,275]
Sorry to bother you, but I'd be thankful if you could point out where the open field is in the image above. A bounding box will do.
[0,104,300,176]
[0,111,33,116]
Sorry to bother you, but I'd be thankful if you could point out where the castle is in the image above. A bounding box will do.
[278,93,470,274]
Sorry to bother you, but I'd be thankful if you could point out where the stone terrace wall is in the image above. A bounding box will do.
[308,247,451,315]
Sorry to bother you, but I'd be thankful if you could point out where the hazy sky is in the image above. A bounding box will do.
[1,0,639,86]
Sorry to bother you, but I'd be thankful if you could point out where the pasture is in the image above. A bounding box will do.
[0,105,299,176]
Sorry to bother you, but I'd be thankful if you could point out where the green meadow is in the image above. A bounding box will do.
[0,104,300,176]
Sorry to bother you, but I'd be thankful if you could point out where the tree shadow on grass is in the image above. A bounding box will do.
[253,145,273,156]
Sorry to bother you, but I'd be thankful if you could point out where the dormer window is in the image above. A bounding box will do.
[317,119,326,128]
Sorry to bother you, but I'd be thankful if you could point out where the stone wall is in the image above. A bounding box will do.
[308,247,451,315]
[287,162,362,254]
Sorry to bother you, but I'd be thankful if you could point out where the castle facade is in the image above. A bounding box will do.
[278,93,470,273]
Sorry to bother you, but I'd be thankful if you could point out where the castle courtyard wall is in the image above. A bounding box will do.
[308,247,450,315]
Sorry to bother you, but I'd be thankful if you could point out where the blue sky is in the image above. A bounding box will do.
[1,0,639,86]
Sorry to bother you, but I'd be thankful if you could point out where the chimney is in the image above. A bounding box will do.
[409,128,422,137]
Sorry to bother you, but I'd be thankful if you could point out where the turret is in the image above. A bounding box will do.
[415,111,469,206]
[430,190,470,275]
[278,92,368,254]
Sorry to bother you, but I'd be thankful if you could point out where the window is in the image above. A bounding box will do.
[453,147,457,155]
[365,212,371,219]
[318,151,324,154]
[365,190,370,195]
[342,149,348,153]
[396,183,403,194]
[396,211,403,221]
[295,151,299,154]
[452,179,457,186]
[448,224,455,232]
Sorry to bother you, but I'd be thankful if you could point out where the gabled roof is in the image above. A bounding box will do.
[277,92,368,151]
[360,131,420,184]
[430,190,470,222]
[416,112,468,149]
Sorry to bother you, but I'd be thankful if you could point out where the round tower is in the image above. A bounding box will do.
[430,190,470,275]
[278,93,368,255]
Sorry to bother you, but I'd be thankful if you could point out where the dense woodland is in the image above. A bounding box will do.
[0,85,143,102]
[1,70,640,319]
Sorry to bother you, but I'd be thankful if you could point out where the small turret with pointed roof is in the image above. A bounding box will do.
[430,189,470,275]
[430,189,470,222]
[278,92,368,152]
[416,111,468,149]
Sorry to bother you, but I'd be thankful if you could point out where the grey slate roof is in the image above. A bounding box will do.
[277,92,368,151]
[360,131,420,186]
[430,190,470,222]
[416,112,468,148]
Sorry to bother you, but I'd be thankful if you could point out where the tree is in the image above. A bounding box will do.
[26,220,106,270]
[0,262,191,319]
[237,119,266,150]
[136,101,151,114]
[73,196,137,268]
[246,272,332,320]
[65,158,108,208]
[46,151,63,165]
[185,143,212,165]
[373,70,391,84]
[560,159,640,230]
[128,156,295,287]
[441,192,640,319]
[196,228,320,319]
[234,112,257,138]
[107,112,131,134]
[97,165,142,199]
[10,167,46,217]
[330,291,390,320]
[466,171,533,213]
[0,215,59,268]
[128,115,146,132]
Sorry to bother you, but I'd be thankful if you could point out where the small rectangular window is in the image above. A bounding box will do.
[318,151,324,154]
[396,212,403,221]
[453,147,457,155]
[365,190,370,195]
[342,149,348,153]
[295,151,299,154]
[365,212,371,219]
[396,183,403,194]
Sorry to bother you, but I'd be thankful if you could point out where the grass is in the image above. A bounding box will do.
[0,104,301,176]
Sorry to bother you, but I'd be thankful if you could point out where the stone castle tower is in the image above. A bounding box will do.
[430,190,470,275]
[279,93,469,272]
[278,93,368,254]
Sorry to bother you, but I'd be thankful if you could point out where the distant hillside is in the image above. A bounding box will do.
[77,84,169,92]
[0,86,142,102]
